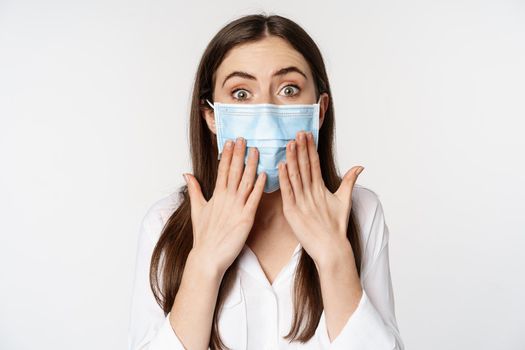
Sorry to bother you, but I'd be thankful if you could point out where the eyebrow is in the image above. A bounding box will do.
[221,66,308,88]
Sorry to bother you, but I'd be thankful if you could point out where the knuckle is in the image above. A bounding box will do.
[304,203,316,216]
[244,180,255,192]
[221,147,233,158]
[236,210,252,222]
[230,167,242,179]
[239,216,253,227]
[289,172,299,180]
[285,204,298,215]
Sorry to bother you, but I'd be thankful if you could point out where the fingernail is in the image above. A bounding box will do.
[290,142,295,151]
[357,167,365,175]
[182,173,188,183]
[236,137,243,147]
[307,132,313,141]
[225,139,233,149]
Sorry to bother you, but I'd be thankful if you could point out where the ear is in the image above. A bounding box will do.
[318,92,329,128]
[200,100,217,134]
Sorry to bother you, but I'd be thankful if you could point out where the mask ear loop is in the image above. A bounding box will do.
[205,99,221,159]
[314,95,322,150]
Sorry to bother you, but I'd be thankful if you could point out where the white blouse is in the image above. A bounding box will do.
[128,184,405,350]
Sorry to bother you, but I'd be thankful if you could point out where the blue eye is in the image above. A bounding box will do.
[232,89,250,100]
[279,84,300,97]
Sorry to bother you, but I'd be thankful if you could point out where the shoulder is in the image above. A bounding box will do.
[351,184,390,272]
[139,190,183,243]
[352,183,383,219]
[351,183,386,227]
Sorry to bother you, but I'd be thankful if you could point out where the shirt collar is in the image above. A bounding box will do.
[237,242,303,288]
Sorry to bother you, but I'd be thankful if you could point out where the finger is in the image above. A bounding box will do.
[285,139,304,200]
[227,137,247,192]
[335,166,364,200]
[184,173,207,213]
[237,146,259,202]
[278,161,295,209]
[306,131,323,186]
[295,131,312,189]
[243,171,266,217]
[216,139,234,189]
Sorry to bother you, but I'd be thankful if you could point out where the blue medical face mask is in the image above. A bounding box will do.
[206,97,321,193]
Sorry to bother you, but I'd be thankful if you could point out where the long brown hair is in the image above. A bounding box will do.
[150,13,362,349]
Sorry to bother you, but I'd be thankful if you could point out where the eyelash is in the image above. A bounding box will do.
[231,84,301,100]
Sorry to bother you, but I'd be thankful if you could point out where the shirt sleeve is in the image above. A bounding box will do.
[127,193,196,350]
[317,190,405,350]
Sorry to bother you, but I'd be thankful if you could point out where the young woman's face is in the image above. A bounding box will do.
[203,35,329,134]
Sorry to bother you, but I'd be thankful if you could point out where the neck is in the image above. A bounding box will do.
[253,189,285,229]
[247,188,299,253]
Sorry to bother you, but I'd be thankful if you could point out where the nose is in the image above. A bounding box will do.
[257,93,281,105]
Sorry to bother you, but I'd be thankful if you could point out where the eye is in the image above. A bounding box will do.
[279,84,301,97]
[231,88,251,101]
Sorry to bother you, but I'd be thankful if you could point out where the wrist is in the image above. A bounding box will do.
[315,239,356,273]
[315,242,362,296]
[186,248,225,283]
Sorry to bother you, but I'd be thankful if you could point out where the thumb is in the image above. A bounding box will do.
[183,173,206,212]
[335,166,364,200]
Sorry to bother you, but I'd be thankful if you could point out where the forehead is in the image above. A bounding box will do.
[215,36,312,82]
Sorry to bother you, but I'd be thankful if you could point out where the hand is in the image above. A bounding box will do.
[278,130,364,268]
[184,137,266,276]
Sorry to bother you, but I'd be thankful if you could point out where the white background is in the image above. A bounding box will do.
[1,0,524,349]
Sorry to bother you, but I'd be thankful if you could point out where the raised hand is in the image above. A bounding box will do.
[278,130,364,269]
[183,137,266,276]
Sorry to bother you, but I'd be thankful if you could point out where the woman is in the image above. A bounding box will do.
[128,13,405,350]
